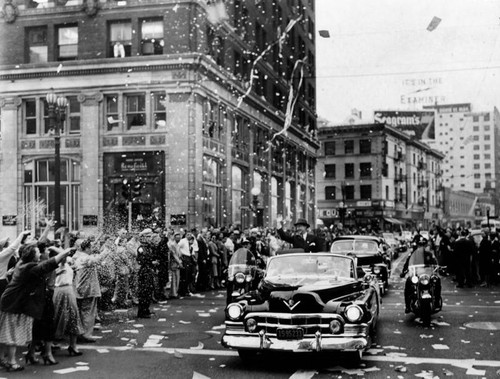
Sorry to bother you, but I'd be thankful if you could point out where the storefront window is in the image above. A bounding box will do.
[23,158,80,233]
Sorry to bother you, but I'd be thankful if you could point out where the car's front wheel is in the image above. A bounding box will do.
[344,350,363,363]
[238,349,258,361]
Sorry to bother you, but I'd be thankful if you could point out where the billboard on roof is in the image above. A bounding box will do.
[373,110,435,139]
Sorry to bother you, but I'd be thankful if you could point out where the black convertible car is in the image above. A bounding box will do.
[330,235,392,295]
[221,253,380,361]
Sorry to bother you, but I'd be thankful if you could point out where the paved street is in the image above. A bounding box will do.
[6,253,500,379]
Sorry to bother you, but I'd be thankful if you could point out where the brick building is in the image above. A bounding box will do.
[0,0,319,237]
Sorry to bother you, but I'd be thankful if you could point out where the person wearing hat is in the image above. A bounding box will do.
[277,218,324,252]
[400,237,439,313]
[136,229,158,318]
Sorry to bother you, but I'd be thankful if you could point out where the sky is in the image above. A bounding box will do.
[315,0,500,124]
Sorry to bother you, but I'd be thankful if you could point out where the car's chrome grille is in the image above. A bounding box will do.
[246,312,344,336]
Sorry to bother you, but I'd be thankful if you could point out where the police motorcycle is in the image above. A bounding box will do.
[400,239,443,326]
[226,249,261,305]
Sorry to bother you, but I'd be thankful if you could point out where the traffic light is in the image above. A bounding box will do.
[121,179,131,201]
[132,177,142,199]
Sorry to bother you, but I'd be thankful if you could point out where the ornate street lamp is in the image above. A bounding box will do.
[46,91,68,229]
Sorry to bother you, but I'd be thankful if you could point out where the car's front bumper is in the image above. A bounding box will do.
[222,328,370,352]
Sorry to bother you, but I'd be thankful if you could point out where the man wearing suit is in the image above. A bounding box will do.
[277,218,324,252]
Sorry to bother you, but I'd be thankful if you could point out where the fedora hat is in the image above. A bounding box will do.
[294,218,310,228]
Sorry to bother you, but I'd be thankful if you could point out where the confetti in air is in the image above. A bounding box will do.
[271,57,307,142]
[237,16,302,109]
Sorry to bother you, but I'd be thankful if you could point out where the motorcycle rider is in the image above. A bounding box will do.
[400,235,439,313]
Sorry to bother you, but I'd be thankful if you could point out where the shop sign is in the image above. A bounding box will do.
[2,215,17,226]
[356,201,372,207]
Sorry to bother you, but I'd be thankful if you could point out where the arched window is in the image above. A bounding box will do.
[23,158,80,233]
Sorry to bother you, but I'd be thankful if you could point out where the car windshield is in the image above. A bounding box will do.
[265,254,354,286]
[330,240,379,255]
[382,233,395,241]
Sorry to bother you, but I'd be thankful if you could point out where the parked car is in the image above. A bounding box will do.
[382,232,399,258]
[222,253,380,361]
[330,235,391,294]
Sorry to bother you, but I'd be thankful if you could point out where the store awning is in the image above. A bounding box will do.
[384,217,404,225]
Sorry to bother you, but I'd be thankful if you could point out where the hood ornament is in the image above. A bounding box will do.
[283,299,301,311]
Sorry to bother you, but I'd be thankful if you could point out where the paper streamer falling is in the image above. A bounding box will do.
[271,58,306,142]
[237,16,302,108]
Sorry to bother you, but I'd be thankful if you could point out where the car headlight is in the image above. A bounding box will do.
[345,304,364,323]
[245,318,258,332]
[411,276,419,284]
[235,272,245,284]
[373,266,381,274]
[329,319,342,334]
[227,303,244,320]
[419,274,430,286]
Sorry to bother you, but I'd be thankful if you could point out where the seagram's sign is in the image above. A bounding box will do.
[374,110,435,139]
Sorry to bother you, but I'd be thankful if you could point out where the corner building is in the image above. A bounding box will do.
[0,0,319,237]
[317,123,444,231]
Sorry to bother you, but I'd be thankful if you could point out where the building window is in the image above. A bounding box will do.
[57,25,78,61]
[344,185,354,200]
[203,155,222,226]
[474,173,481,179]
[473,163,480,169]
[344,140,354,154]
[27,27,48,63]
[484,144,491,150]
[485,135,491,141]
[359,139,371,154]
[67,96,80,134]
[141,19,164,55]
[271,176,281,225]
[473,125,479,132]
[106,94,120,131]
[360,185,371,200]
[25,99,37,135]
[359,162,372,178]
[325,186,336,200]
[484,154,491,159]
[345,163,354,178]
[473,145,480,150]
[324,164,335,179]
[109,21,132,57]
[324,141,335,155]
[473,115,479,122]
[485,173,492,179]
[125,94,146,129]
[473,154,480,160]
[152,92,167,128]
[232,165,244,225]
[23,158,80,232]
[474,183,481,189]
[485,163,491,169]
[484,125,490,131]
[484,114,490,121]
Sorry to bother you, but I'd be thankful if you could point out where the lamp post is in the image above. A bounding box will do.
[46,92,68,228]
[250,186,260,226]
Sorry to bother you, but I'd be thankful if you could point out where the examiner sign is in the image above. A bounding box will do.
[374,110,435,139]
